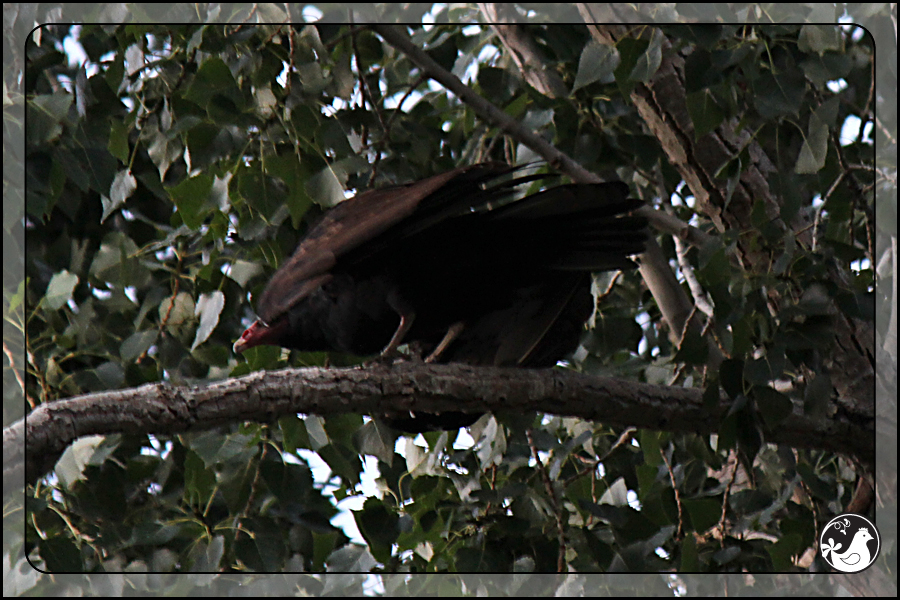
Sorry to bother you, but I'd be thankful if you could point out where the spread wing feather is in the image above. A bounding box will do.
[256,163,514,324]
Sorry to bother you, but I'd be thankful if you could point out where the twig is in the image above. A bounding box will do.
[674,235,715,318]
[526,428,567,572]
[4,341,31,408]
[715,451,740,546]
[660,444,683,539]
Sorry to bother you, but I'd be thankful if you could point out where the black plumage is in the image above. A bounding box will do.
[234,163,647,430]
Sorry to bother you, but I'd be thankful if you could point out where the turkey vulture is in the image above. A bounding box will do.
[234,163,647,431]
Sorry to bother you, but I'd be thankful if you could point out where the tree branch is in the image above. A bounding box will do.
[476,4,569,99]
[7,363,873,488]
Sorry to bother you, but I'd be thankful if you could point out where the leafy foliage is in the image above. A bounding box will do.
[9,4,886,589]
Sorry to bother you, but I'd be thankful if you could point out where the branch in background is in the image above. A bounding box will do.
[674,235,715,318]
[371,25,599,183]
[371,24,712,244]
[638,240,723,368]
[476,4,568,99]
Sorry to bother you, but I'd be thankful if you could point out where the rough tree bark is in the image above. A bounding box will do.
[7,362,874,489]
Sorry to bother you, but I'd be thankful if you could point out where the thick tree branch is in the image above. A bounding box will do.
[7,363,873,488]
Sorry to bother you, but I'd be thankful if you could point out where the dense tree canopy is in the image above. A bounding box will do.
[4,3,894,595]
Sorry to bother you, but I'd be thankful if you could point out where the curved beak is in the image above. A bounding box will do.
[233,319,283,353]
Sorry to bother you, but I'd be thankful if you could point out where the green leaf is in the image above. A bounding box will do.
[478,66,517,102]
[679,533,700,571]
[185,56,244,111]
[317,443,361,487]
[159,292,194,328]
[614,38,649,93]
[686,89,725,138]
[799,52,853,87]
[108,118,130,162]
[44,269,79,311]
[711,545,742,566]
[795,113,828,174]
[325,544,377,573]
[354,420,397,466]
[682,497,721,533]
[234,517,287,572]
[169,174,213,229]
[39,537,84,572]
[55,435,109,488]
[796,462,837,500]
[798,25,841,55]
[719,359,745,399]
[744,352,785,385]
[146,125,183,180]
[191,290,224,351]
[267,153,314,227]
[226,260,264,288]
[183,449,217,507]
[28,94,73,145]
[753,72,806,119]
[306,164,347,207]
[572,41,619,92]
[753,386,793,429]
[101,169,137,223]
[767,533,804,570]
[259,459,314,505]
[630,29,663,82]
[120,330,158,362]
[673,327,709,365]
[354,498,399,563]
[236,166,288,222]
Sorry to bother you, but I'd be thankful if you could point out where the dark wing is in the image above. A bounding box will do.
[483,182,646,271]
[481,183,646,366]
[255,163,517,325]
[399,181,647,366]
